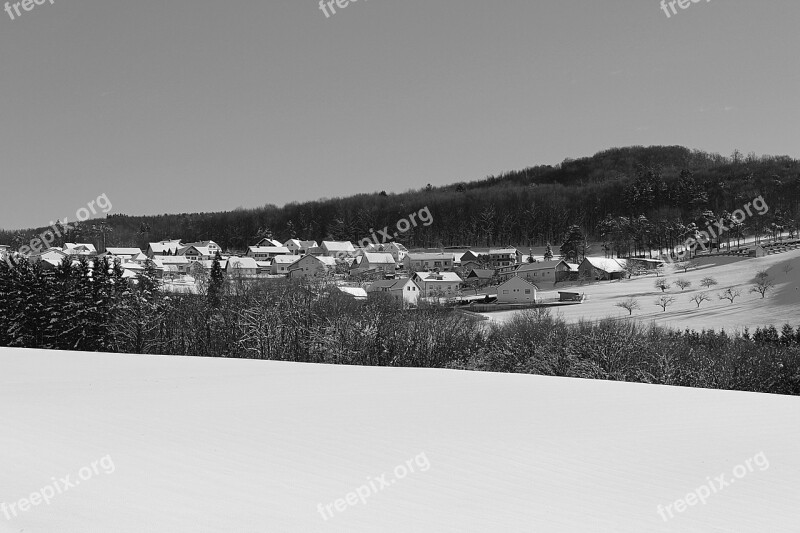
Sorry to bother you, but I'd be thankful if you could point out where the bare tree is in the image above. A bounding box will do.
[654,278,671,292]
[674,278,692,291]
[782,263,793,276]
[750,270,774,299]
[674,258,699,273]
[718,287,741,304]
[700,276,718,289]
[690,292,711,308]
[615,297,640,316]
[655,295,676,312]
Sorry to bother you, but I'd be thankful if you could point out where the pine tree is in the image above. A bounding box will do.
[544,243,554,261]
[208,251,224,308]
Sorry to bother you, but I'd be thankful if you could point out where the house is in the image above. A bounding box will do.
[321,241,356,258]
[496,276,539,303]
[271,255,299,275]
[403,253,454,272]
[29,247,68,265]
[460,250,481,263]
[157,256,192,275]
[488,248,522,269]
[336,286,368,301]
[147,240,182,257]
[465,268,495,287]
[178,245,216,262]
[578,257,628,281]
[287,255,337,279]
[246,246,291,261]
[227,256,258,277]
[354,252,397,275]
[104,248,144,261]
[63,243,97,256]
[367,278,420,306]
[180,240,221,256]
[625,257,665,272]
[283,239,320,255]
[411,271,463,296]
[515,260,573,284]
[382,242,408,263]
[254,237,283,248]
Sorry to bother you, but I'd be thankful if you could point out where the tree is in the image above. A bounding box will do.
[782,263,793,276]
[674,278,692,291]
[207,252,225,308]
[654,295,676,312]
[718,287,741,304]
[750,270,774,299]
[615,298,640,315]
[690,292,711,308]
[560,225,586,263]
[700,276,718,289]
[543,243,554,261]
[654,278,671,292]
[674,258,699,273]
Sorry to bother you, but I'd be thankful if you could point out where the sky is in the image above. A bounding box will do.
[1,0,798,230]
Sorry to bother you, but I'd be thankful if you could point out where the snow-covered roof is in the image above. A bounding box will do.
[583,257,627,273]
[413,271,462,283]
[322,241,356,252]
[363,252,396,264]
[272,255,300,265]
[228,257,258,270]
[407,253,454,261]
[248,246,291,255]
[337,286,368,299]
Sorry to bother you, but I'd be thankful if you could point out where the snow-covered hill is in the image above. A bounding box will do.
[0,349,798,532]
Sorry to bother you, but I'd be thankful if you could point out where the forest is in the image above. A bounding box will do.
[2,146,799,257]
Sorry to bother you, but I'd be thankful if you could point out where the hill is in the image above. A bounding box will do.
[2,145,799,254]
[1,348,797,532]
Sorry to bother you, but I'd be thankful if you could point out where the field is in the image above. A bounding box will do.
[486,249,800,332]
[1,348,798,532]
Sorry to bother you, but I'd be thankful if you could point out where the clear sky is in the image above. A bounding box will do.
[1,0,798,230]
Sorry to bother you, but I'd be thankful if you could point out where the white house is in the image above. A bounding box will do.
[246,246,291,260]
[411,271,462,296]
[367,278,420,306]
[271,255,299,275]
[321,241,356,258]
[147,240,182,257]
[63,243,97,256]
[578,257,627,281]
[254,237,283,248]
[104,248,144,261]
[496,276,539,303]
[227,256,258,277]
[354,252,397,275]
[287,255,337,279]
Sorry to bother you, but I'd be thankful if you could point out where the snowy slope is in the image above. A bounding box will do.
[490,249,800,332]
[0,348,798,532]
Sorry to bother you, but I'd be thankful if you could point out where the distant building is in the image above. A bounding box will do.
[147,240,182,257]
[465,268,495,287]
[227,256,258,277]
[403,253,454,272]
[336,286,368,301]
[367,278,420,306]
[496,276,539,303]
[63,243,97,256]
[271,255,299,275]
[515,260,573,284]
[254,238,283,248]
[104,248,144,261]
[354,252,397,275]
[487,248,522,269]
[246,246,291,260]
[287,255,337,279]
[578,257,627,281]
[411,271,462,296]
[321,241,356,257]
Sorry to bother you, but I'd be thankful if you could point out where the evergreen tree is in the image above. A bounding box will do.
[208,252,225,308]
[544,243,554,261]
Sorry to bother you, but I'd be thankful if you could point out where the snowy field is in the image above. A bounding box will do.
[487,248,800,332]
[1,348,799,532]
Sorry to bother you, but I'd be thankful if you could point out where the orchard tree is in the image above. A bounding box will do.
[690,292,711,308]
[655,295,676,312]
[674,278,692,291]
[615,297,640,316]
[718,287,741,304]
[654,278,671,292]
[700,276,718,289]
[750,270,774,299]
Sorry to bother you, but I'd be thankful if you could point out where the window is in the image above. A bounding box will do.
[525,289,531,294]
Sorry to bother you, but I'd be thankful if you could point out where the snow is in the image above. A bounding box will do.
[1,348,798,532]
[488,248,800,332]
